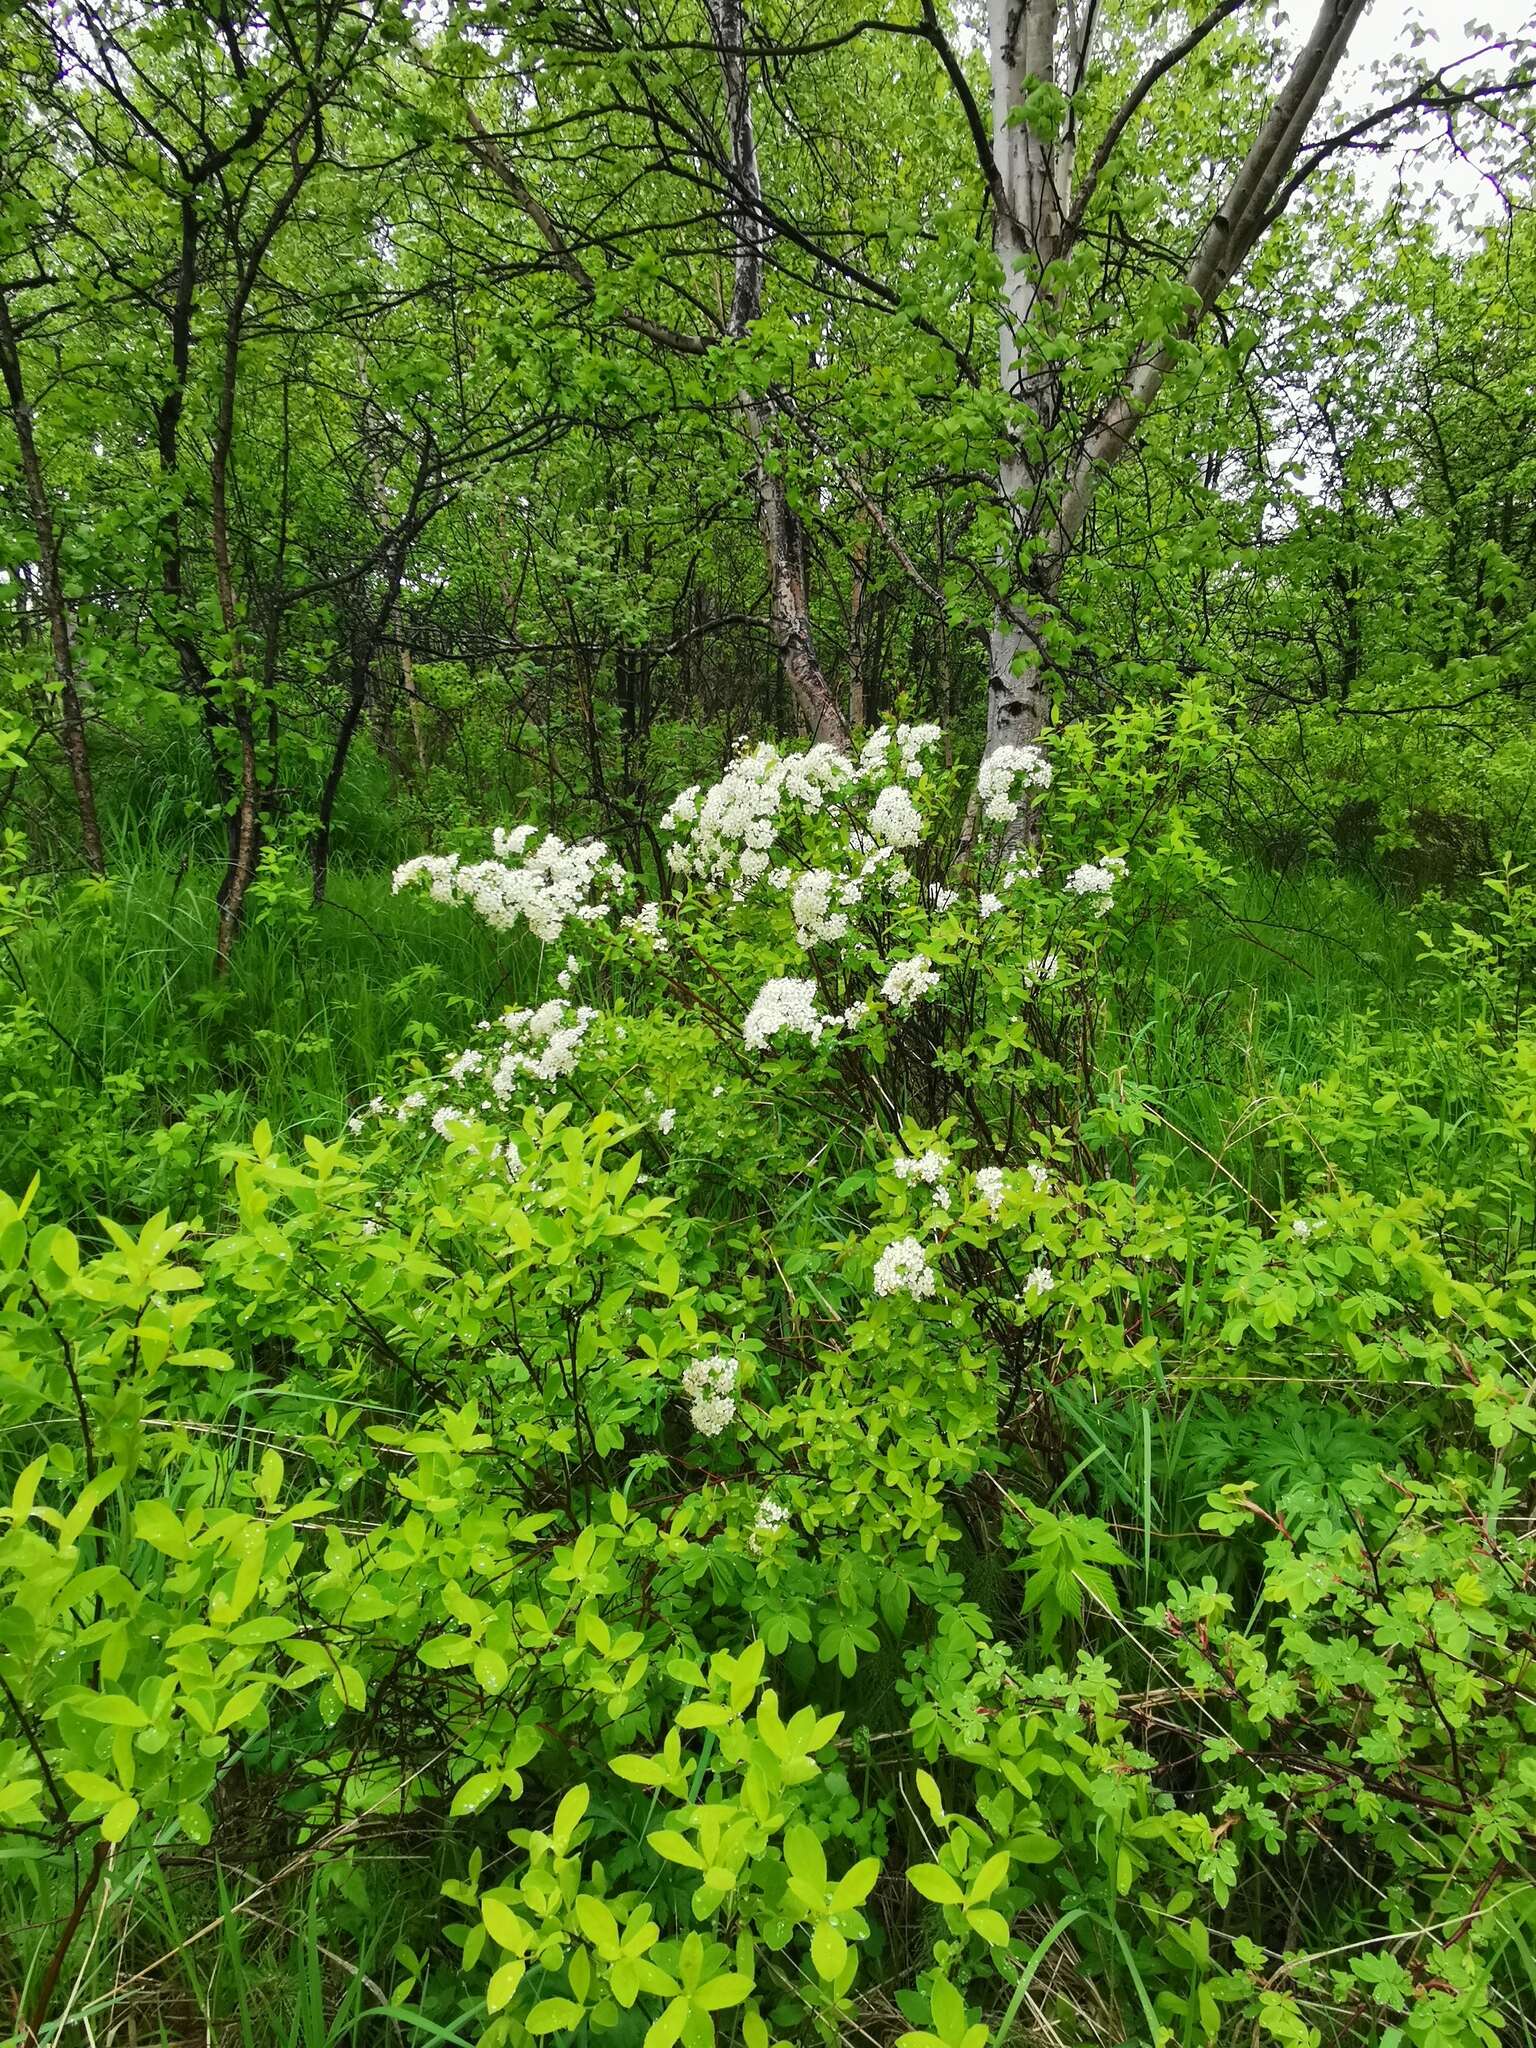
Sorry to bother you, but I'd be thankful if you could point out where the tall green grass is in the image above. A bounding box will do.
[0,853,537,1223]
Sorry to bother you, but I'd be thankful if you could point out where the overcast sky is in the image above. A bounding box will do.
[1335,0,1535,224]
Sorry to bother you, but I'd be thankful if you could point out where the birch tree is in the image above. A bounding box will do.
[977,0,1369,759]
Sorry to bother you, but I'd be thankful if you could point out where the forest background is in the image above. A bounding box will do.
[3,2,1536,2046]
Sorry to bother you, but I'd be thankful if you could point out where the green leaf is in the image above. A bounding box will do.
[810,1923,847,1980]
[101,1795,139,1843]
[695,1972,753,2010]
[526,1998,585,2033]
[965,1907,1012,1946]
[908,1863,964,1905]
[450,1773,501,1817]
[648,1829,705,1869]
[552,1782,589,1851]
[487,1961,525,2014]
[482,1897,529,1951]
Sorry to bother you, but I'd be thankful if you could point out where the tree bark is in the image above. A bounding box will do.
[0,291,106,875]
[310,442,438,904]
[209,129,323,971]
[708,0,851,750]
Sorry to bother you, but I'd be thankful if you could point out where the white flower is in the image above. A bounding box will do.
[977,743,1052,824]
[431,1106,466,1141]
[482,1000,599,1102]
[657,1107,677,1136]
[974,1166,1007,1216]
[346,1113,364,1134]
[359,1217,382,1237]
[660,785,700,832]
[744,977,828,1050]
[1027,1161,1053,1194]
[395,829,619,945]
[859,721,942,783]
[894,1148,949,1185]
[396,1090,426,1121]
[391,852,460,903]
[1022,953,1060,986]
[491,1140,523,1179]
[873,1235,937,1300]
[623,900,669,953]
[1002,852,1043,887]
[492,824,539,859]
[1291,1217,1314,1240]
[870,784,924,849]
[750,1495,790,1556]
[683,1355,739,1436]
[666,742,850,887]
[1065,854,1126,915]
[1021,1262,1055,1301]
[979,892,1003,919]
[791,867,852,947]
[881,954,940,1009]
[1066,862,1115,897]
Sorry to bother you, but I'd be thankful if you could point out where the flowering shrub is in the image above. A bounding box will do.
[3,707,1533,2048]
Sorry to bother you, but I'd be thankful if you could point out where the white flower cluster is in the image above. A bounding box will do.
[665,740,852,887]
[749,1495,789,1555]
[977,743,1053,824]
[870,783,925,850]
[1065,853,1127,914]
[661,724,946,902]
[858,721,943,781]
[683,1354,738,1436]
[894,1148,949,1186]
[791,867,858,947]
[881,954,941,1009]
[974,1165,1007,1217]
[485,1000,599,1100]
[393,827,623,945]
[743,977,828,1050]
[623,901,669,952]
[1021,1262,1055,1301]
[872,1235,937,1300]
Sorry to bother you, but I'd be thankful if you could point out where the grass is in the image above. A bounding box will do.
[0,851,539,1224]
[3,834,1499,1233]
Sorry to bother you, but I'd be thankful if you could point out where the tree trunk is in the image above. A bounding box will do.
[847,530,869,732]
[401,644,428,773]
[310,650,370,906]
[708,0,851,751]
[0,291,106,875]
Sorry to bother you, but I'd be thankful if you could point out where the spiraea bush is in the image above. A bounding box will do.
[3,707,1533,2048]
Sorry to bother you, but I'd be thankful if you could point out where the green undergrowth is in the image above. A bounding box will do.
[2,722,1533,2048]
